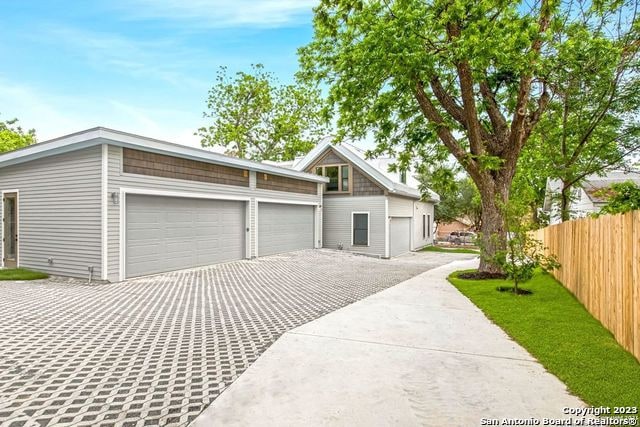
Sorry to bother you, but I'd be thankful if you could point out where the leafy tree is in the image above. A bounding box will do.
[298,0,638,273]
[198,64,329,161]
[521,14,640,222]
[0,117,36,153]
[419,169,482,228]
[418,165,460,222]
[597,181,640,216]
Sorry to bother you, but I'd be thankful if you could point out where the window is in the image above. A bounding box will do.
[315,164,350,192]
[427,214,431,237]
[342,165,349,191]
[400,170,407,184]
[422,214,426,239]
[325,166,339,191]
[352,212,369,246]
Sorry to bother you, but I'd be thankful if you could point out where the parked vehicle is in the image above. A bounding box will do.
[447,231,477,245]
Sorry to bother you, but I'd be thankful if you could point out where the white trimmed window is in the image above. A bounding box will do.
[352,212,369,246]
[315,164,350,193]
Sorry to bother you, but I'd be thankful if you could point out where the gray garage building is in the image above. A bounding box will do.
[0,128,327,281]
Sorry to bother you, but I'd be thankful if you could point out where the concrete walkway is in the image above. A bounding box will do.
[192,259,584,427]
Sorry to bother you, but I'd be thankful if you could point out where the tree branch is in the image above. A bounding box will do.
[414,79,480,181]
[479,79,509,141]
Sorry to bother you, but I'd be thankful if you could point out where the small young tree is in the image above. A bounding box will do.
[480,201,559,294]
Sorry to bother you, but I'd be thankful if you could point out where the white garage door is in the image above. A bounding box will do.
[258,203,315,256]
[126,194,245,278]
[390,217,411,257]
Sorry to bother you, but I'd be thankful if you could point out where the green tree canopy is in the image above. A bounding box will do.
[420,168,482,228]
[519,13,640,222]
[597,181,640,216]
[198,64,329,161]
[299,0,638,273]
[0,117,36,153]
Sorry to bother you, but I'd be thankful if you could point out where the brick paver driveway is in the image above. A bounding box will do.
[0,249,473,427]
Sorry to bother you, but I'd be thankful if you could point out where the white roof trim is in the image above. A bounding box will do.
[0,127,328,183]
[294,139,439,201]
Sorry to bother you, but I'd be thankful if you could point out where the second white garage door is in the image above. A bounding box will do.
[389,217,411,257]
[258,203,315,256]
[126,194,246,278]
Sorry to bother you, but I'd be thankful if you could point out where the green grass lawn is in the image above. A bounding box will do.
[449,270,640,408]
[0,268,49,280]
[422,245,479,254]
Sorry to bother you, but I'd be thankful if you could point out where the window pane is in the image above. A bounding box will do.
[354,229,368,245]
[353,213,368,245]
[353,213,367,229]
[400,170,407,184]
[341,166,349,191]
[325,166,339,191]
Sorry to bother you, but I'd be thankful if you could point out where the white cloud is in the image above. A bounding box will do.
[111,0,316,28]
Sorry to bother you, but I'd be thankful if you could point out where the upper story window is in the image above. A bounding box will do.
[400,170,407,184]
[316,164,350,192]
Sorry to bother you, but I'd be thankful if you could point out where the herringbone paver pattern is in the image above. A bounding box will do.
[0,250,463,427]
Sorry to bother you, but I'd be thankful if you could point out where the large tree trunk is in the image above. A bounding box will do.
[476,172,511,274]
[560,181,572,222]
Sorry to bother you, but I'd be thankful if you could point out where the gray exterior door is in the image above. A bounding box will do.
[258,203,314,256]
[126,194,245,278]
[389,217,411,257]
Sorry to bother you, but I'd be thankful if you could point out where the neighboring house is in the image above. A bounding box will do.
[436,217,474,240]
[286,139,439,258]
[0,127,328,281]
[543,170,640,224]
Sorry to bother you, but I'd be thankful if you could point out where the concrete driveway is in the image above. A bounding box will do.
[193,259,585,427]
[0,249,472,427]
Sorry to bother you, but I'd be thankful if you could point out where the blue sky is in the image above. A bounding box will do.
[0,1,317,147]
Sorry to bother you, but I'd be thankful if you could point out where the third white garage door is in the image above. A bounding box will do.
[258,203,315,256]
[126,194,246,278]
[389,217,411,257]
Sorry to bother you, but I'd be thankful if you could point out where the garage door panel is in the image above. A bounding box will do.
[258,203,314,256]
[126,194,245,278]
[390,217,411,257]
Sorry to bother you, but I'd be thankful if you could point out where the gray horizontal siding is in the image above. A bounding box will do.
[107,146,321,281]
[388,195,414,217]
[0,146,102,278]
[322,195,386,256]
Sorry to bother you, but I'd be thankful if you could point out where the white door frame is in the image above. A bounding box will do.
[255,198,320,256]
[1,189,20,268]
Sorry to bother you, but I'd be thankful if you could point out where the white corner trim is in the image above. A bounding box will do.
[101,144,108,280]
[254,200,259,257]
[384,198,390,258]
[351,211,370,247]
[245,201,251,259]
[119,188,126,282]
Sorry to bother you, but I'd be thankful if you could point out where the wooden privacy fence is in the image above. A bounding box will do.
[532,210,640,361]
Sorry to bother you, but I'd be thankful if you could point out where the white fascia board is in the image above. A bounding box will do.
[0,127,329,184]
[294,138,333,171]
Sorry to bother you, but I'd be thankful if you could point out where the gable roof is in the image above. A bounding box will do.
[0,127,328,184]
[293,138,440,202]
[543,169,640,210]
